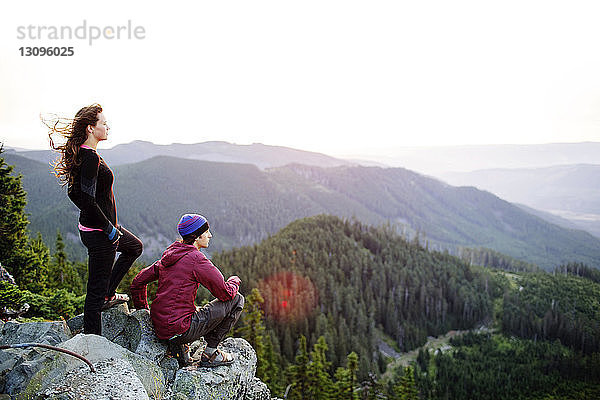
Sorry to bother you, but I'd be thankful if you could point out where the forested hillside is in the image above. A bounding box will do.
[1,153,86,259]
[5,153,600,270]
[502,270,600,353]
[209,215,503,376]
[409,332,600,399]
[440,164,600,238]
[267,164,600,269]
[209,215,599,398]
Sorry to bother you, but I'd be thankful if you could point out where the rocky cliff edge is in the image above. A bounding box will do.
[0,304,273,400]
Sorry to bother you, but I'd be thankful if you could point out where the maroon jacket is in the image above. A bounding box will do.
[130,241,241,340]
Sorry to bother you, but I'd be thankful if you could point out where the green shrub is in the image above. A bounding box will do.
[0,280,83,321]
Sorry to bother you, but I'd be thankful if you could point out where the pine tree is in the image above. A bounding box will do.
[0,148,29,272]
[51,231,68,287]
[416,348,430,372]
[287,335,310,400]
[306,336,334,400]
[282,325,294,361]
[0,150,53,294]
[0,281,26,311]
[15,233,50,293]
[395,366,419,400]
[335,351,359,400]
[235,288,267,379]
[48,231,83,295]
[263,331,285,396]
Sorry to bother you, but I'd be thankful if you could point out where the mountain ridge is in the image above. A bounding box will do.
[376,141,600,174]
[440,164,600,238]
[11,140,600,174]
[4,152,600,270]
[9,140,357,170]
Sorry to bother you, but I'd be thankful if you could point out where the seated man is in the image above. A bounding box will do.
[131,213,244,367]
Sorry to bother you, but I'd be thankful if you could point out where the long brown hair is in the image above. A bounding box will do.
[45,104,102,186]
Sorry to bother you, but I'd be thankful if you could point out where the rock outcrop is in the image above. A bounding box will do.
[0,304,273,399]
[172,338,270,400]
[0,320,72,395]
[23,334,165,400]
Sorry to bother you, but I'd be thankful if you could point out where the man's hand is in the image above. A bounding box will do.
[228,275,241,286]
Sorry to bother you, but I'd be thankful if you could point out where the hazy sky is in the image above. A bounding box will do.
[1,1,600,157]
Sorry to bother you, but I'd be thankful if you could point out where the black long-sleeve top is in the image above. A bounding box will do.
[67,147,117,234]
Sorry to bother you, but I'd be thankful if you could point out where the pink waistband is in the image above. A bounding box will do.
[78,223,103,232]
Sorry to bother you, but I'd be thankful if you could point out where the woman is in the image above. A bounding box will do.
[130,214,244,367]
[47,103,143,335]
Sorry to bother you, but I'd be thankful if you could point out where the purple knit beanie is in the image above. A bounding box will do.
[177,214,209,236]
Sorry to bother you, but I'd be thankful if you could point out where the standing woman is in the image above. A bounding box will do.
[47,103,143,335]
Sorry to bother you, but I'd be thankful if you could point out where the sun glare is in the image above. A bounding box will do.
[257,271,318,322]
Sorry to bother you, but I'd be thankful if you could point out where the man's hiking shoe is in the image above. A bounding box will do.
[199,349,234,367]
[168,342,193,368]
[101,293,129,310]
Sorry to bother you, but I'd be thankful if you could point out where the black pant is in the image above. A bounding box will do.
[170,293,245,349]
[80,226,143,335]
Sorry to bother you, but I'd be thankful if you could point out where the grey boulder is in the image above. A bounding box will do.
[0,320,72,395]
[0,320,71,346]
[22,333,167,400]
[173,337,258,400]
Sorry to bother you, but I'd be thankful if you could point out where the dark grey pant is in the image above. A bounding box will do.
[171,293,245,348]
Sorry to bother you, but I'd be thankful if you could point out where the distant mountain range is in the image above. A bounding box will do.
[441,164,600,238]
[5,140,355,169]
[372,142,600,175]
[4,151,600,271]
[10,141,600,174]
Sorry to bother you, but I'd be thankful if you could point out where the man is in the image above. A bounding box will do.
[131,213,244,367]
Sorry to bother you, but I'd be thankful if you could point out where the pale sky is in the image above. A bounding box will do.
[1,0,600,157]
